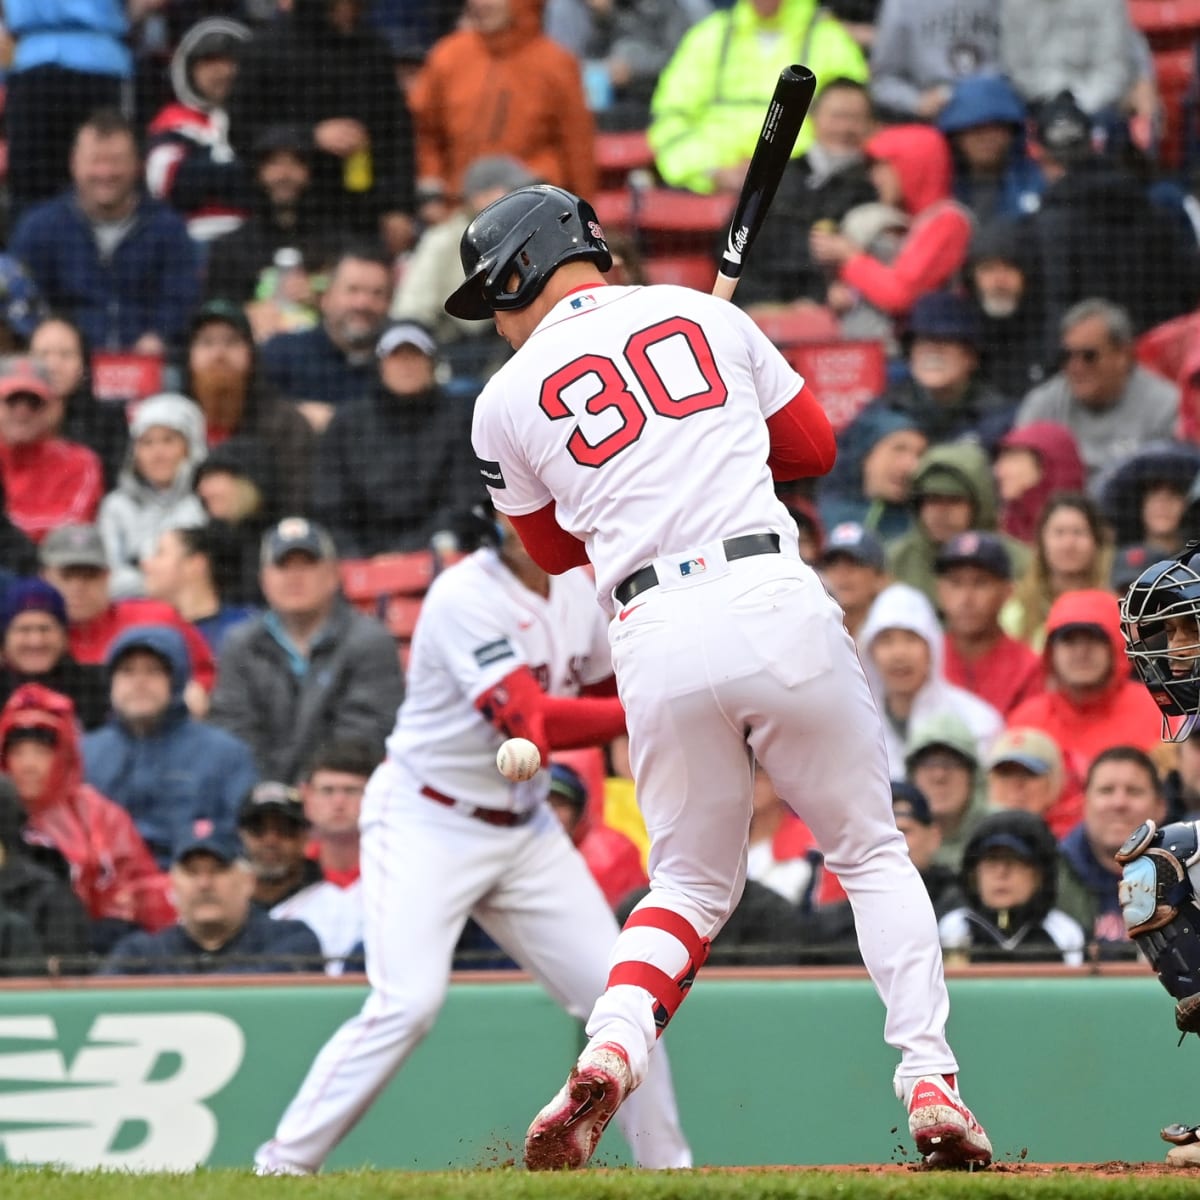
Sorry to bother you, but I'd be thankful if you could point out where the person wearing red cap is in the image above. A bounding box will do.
[0,356,103,543]
[935,531,1042,718]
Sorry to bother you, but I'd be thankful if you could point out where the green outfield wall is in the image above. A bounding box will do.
[0,972,1186,1170]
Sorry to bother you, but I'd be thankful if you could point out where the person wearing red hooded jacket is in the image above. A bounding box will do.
[546,762,647,909]
[1005,589,1162,798]
[810,124,974,319]
[993,420,1087,545]
[0,683,174,952]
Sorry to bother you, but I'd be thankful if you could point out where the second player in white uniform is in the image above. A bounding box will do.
[447,184,994,1171]
[254,521,691,1173]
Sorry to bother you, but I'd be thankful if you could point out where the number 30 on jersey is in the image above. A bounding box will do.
[538,316,728,467]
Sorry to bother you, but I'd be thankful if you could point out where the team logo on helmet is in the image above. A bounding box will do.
[588,221,606,243]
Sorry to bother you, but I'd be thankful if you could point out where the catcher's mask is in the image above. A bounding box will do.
[444,184,612,321]
[1121,540,1200,741]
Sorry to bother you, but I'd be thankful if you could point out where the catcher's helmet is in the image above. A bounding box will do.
[1121,539,1200,740]
[443,185,612,321]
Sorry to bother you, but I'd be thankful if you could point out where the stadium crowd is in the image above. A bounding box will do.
[0,0,1198,974]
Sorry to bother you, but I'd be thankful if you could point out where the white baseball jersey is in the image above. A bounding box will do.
[384,548,612,809]
[472,283,805,607]
[271,878,364,977]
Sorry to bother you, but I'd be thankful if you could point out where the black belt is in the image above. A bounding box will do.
[614,533,782,606]
[420,785,535,828]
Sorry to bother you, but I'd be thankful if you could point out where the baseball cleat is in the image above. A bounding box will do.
[1164,1122,1200,1166]
[906,1074,992,1168]
[524,1041,633,1170]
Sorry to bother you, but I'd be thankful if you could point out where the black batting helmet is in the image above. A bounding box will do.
[444,184,612,321]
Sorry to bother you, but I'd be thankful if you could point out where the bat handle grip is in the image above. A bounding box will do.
[712,273,739,301]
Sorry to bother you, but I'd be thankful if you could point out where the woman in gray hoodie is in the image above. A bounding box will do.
[97,393,208,598]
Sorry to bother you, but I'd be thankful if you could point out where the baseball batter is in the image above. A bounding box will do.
[254,517,691,1173]
[447,184,993,1171]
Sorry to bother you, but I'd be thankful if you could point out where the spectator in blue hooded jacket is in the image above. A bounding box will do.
[817,406,927,540]
[82,624,258,869]
[871,289,1019,452]
[9,110,200,356]
[936,74,1045,223]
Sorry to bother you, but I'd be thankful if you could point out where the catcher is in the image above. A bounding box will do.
[1119,539,1200,1165]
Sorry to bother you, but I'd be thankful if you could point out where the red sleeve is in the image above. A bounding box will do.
[175,618,216,692]
[838,205,972,315]
[765,385,837,480]
[580,675,619,698]
[475,666,626,762]
[98,799,176,931]
[508,502,590,575]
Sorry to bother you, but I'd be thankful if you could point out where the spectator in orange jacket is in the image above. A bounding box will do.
[410,0,597,206]
[0,683,174,953]
[546,762,647,910]
[810,125,973,319]
[1006,588,1163,789]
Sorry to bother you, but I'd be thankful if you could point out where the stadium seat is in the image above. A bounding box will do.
[1129,0,1200,45]
[750,305,842,347]
[340,551,435,620]
[593,189,635,232]
[595,130,654,191]
[644,254,716,291]
[382,594,424,641]
[633,188,735,235]
[341,553,435,669]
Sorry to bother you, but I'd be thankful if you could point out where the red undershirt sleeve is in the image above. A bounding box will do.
[508,502,591,575]
[765,385,837,481]
[475,666,626,762]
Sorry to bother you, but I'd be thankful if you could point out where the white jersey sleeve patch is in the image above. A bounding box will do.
[473,381,554,516]
[430,573,531,702]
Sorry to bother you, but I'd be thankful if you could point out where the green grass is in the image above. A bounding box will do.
[2,1167,1200,1200]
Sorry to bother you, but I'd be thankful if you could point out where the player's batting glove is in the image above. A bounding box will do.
[1177,993,1200,1034]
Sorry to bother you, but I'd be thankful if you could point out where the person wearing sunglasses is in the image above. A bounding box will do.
[1013,298,1178,484]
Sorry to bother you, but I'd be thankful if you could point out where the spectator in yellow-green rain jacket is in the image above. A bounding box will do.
[648,0,868,195]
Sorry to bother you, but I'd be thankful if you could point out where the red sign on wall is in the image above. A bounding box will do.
[784,341,887,433]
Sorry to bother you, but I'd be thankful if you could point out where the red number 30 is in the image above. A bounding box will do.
[538,317,728,468]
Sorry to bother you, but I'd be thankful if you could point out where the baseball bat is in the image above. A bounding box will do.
[713,65,818,302]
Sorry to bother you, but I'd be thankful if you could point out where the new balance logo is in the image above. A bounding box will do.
[0,1013,244,1169]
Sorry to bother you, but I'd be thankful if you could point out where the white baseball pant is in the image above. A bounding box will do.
[255,765,691,1172]
[584,546,960,1095]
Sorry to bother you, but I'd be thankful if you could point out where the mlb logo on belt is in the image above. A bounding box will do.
[679,558,707,577]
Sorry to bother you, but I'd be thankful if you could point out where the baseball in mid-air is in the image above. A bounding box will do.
[496,737,542,782]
